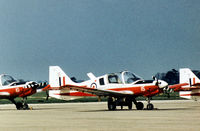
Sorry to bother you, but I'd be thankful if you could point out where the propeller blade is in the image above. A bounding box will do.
[46,90,49,101]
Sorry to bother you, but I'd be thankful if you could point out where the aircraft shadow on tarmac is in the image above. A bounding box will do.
[0,107,66,111]
[0,107,194,111]
[79,107,194,112]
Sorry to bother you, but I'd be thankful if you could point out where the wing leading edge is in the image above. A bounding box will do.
[58,84,134,97]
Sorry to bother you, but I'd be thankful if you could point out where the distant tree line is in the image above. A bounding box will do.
[154,69,179,85]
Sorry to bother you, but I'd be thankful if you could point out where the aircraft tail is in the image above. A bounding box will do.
[180,68,200,87]
[179,68,200,100]
[49,66,79,100]
[49,66,75,88]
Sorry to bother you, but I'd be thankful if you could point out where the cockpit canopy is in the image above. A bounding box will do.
[107,71,142,84]
[0,74,17,86]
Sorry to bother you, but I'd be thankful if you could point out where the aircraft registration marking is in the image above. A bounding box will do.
[141,86,145,91]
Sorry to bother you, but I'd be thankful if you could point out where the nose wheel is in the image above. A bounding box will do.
[146,97,154,110]
[147,103,154,110]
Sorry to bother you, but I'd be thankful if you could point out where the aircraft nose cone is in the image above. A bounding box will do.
[158,80,168,88]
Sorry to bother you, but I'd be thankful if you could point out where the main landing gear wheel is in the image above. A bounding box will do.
[147,103,154,110]
[23,103,30,110]
[126,99,132,110]
[108,98,116,110]
[16,102,23,110]
[136,102,144,110]
[9,98,31,110]
[128,102,132,110]
[16,102,30,110]
[108,101,116,110]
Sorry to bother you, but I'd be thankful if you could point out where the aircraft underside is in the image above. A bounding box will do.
[107,96,154,110]
[8,97,31,110]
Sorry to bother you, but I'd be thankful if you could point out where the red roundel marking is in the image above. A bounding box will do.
[16,88,20,92]
[90,83,97,89]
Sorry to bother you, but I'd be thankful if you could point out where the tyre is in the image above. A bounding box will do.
[16,102,23,110]
[147,103,154,110]
[23,103,29,110]
[128,103,132,110]
[136,102,144,110]
[108,101,116,110]
[125,98,132,110]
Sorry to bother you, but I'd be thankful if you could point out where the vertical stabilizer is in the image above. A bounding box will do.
[49,66,75,88]
[180,68,200,87]
[179,68,200,100]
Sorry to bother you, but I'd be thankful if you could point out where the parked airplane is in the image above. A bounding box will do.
[0,74,49,110]
[48,66,169,110]
[170,68,200,101]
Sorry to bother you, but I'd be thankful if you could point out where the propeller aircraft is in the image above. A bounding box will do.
[48,66,169,110]
[0,74,49,110]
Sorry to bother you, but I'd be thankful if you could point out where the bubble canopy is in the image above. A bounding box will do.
[0,74,17,86]
[107,71,142,84]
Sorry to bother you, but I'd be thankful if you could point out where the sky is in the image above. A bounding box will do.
[0,0,200,81]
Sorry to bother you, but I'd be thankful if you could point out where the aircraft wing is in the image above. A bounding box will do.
[33,81,50,92]
[59,84,134,97]
[168,83,200,91]
[168,83,188,91]
[37,84,51,92]
[0,92,10,96]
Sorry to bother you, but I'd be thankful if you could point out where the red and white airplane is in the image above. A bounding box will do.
[0,74,49,110]
[169,68,200,101]
[48,66,169,110]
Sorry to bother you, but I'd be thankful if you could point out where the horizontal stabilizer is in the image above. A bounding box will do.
[87,72,96,80]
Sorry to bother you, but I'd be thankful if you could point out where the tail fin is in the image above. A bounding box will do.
[179,68,200,100]
[49,66,75,88]
[180,68,200,87]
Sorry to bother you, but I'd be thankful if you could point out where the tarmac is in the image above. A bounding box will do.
[0,100,199,131]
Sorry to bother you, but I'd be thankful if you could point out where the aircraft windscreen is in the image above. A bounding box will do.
[123,72,141,84]
[1,75,17,86]
[193,70,200,79]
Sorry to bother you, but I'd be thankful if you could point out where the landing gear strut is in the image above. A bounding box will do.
[107,97,116,110]
[146,97,154,110]
[107,97,154,110]
[107,97,135,110]
[9,97,31,110]
[107,97,133,110]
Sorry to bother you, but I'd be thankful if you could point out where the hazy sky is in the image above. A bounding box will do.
[0,0,200,81]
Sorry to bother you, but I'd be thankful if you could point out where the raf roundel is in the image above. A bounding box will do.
[90,83,97,89]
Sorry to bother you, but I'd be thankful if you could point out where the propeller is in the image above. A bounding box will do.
[25,81,39,89]
[162,86,174,98]
[152,76,168,88]
[153,76,159,86]
[46,90,49,101]
[152,76,175,98]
